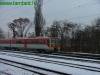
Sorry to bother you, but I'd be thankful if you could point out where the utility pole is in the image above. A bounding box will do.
[34,0,45,36]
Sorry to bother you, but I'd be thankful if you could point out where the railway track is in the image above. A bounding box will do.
[0,51,100,73]
[52,52,100,60]
[0,57,69,75]
[1,50,100,63]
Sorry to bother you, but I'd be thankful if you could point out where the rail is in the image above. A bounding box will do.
[1,50,100,63]
[0,51,100,73]
[0,58,69,75]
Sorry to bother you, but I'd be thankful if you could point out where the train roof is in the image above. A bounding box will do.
[0,37,60,40]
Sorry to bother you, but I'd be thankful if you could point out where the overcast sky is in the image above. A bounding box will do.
[0,0,100,32]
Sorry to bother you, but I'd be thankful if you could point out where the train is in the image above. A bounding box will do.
[0,37,61,53]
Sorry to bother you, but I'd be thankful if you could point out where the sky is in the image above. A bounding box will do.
[0,0,100,33]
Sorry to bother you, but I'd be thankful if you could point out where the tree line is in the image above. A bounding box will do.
[45,19,100,54]
[0,17,100,54]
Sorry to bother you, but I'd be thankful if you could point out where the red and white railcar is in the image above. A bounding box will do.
[0,37,61,52]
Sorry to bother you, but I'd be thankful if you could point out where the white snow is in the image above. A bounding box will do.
[1,51,100,69]
[0,52,100,75]
[0,62,36,75]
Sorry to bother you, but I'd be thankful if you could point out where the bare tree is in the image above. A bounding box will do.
[47,20,78,51]
[24,22,33,37]
[50,21,61,37]
[13,18,30,37]
[8,22,17,38]
[8,18,30,38]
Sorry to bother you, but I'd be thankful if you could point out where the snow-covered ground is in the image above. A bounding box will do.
[1,51,100,69]
[0,52,100,75]
[0,63,35,75]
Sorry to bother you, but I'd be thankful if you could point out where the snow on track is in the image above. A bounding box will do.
[0,63,35,75]
[0,51,100,75]
[1,51,100,70]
